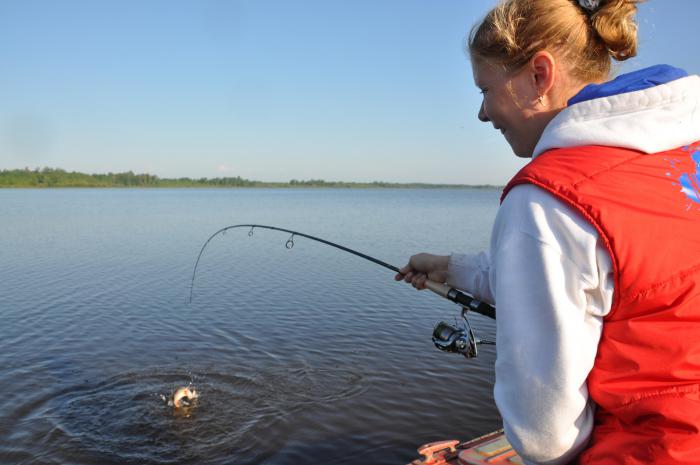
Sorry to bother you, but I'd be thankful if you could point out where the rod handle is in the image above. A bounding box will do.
[424,280,451,299]
[424,280,496,320]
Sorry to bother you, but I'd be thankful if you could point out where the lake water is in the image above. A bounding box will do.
[0,188,501,465]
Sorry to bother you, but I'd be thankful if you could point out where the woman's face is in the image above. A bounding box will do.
[472,58,548,158]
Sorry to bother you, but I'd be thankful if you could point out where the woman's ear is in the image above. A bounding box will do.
[530,51,556,99]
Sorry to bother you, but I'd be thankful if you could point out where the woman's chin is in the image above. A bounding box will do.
[507,139,535,159]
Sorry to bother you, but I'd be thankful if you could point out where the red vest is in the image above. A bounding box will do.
[501,143,700,464]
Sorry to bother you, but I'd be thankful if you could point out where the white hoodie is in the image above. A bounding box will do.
[447,72,700,464]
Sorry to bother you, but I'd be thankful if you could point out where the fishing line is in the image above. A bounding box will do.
[189,224,495,320]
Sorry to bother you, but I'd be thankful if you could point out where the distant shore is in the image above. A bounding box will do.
[0,168,500,189]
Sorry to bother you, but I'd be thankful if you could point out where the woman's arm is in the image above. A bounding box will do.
[447,251,494,304]
[492,184,613,464]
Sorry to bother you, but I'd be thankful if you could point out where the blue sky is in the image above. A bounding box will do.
[1,0,699,184]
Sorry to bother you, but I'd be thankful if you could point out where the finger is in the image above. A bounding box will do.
[410,273,426,288]
[414,274,427,290]
[403,271,415,283]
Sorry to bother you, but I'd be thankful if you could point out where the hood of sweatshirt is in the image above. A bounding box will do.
[533,64,700,158]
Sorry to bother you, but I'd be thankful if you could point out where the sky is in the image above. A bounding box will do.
[1,0,699,185]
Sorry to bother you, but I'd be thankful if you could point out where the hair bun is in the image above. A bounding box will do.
[590,0,641,61]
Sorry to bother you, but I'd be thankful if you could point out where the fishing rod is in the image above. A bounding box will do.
[189,224,496,321]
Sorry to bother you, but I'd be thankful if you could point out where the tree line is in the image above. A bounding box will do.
[0,167,494,189]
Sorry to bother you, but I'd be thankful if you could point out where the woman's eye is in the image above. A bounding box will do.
[479,89,488,95]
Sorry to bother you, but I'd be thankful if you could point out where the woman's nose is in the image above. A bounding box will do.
[478,101,489,122]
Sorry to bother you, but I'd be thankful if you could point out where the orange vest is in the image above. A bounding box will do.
[501,142,700,464]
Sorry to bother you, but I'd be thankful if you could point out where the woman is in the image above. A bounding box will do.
[396,0,700,463]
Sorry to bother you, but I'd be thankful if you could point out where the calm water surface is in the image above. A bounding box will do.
[0,188,501,465]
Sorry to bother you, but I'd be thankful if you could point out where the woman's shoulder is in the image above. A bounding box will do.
[497,184,601,257]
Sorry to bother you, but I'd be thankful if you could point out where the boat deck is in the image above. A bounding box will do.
[407,430,523,465]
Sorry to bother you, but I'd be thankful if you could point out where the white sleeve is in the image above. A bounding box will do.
[490,184,614,465]
[447,251,494,305]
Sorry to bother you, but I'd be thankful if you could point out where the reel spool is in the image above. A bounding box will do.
[432,308,494,359]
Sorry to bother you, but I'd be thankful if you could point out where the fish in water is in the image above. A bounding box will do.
[172,386,198,408]
[161,385,199,408]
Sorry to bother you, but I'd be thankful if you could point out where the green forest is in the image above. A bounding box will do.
[0,167,494,189]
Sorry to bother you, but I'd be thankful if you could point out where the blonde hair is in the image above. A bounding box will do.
[469,0,642,82]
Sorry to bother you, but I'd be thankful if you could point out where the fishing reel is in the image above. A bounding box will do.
[432,307,494,359]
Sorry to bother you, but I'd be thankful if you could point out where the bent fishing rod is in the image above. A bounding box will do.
[189,224,495,321]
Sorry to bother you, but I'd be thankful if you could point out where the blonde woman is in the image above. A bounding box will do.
[397,0,700,463]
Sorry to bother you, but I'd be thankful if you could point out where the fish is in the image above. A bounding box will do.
[172,386,198,408]
[161,385,199,408]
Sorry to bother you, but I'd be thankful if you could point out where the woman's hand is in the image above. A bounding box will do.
[394,253,449,290]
